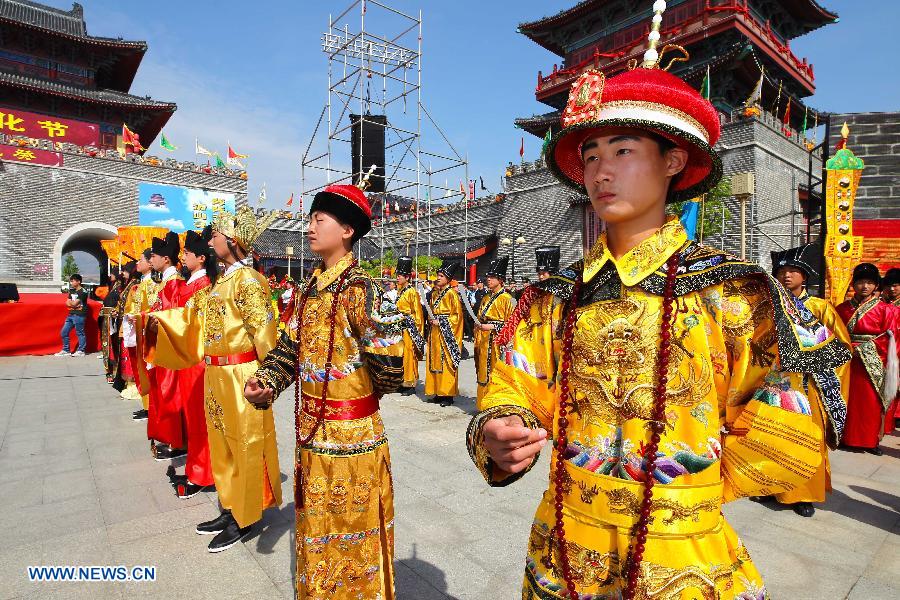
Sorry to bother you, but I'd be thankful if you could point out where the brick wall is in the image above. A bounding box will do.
[0,152,246,286]
[828,112,900,221]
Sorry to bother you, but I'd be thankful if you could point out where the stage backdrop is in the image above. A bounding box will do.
[137,183,236,234]
[0,294,101,356]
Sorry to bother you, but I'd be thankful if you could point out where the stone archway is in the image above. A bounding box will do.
[52,222,118,284]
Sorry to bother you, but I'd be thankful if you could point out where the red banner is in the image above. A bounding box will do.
[0,105,99,146]
[0,144,64,166]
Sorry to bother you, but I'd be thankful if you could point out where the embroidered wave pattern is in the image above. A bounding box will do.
[562,428,720,483]
[501,347,547,380]
[752,370,812,415]
[303,521,392,546]
[300,359,361,383]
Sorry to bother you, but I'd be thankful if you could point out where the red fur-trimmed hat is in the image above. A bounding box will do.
[544,3,722,203]
[310,184,373,243]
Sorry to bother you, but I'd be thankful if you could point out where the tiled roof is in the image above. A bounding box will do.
[0,0,146,47]
[0,71,175,109]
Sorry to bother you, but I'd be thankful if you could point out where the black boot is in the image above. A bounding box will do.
[154,445,187,461]
[439,396,455,407]
[792,502,815,517]
[424,396,441,404]
[207,519,252,553]
[866,445,883,456]
[177,481,213,499]
[196,510,233,535]
[398,386,415,396]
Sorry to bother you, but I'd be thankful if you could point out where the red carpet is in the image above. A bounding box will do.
[0,293,102,356]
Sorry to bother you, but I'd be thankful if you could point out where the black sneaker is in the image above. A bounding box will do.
[177,481,213,499]
[439,396,455,407]
[154,445,187,461]
[792,502,815,517]
[132,409,148,421]
[207,520,252,553]
[196,511,233,535]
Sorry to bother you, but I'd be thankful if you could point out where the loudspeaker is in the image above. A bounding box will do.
[351,114,386,193]
[0,282,19,302]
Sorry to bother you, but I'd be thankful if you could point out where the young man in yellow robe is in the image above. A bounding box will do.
[425,261,464,407]
[474,256,515,407]
[144,206,282,553]
[244,182,404,600]
[394,255,425,395]
[465,13,851,598]
[763,245,851,517]
[122,249,159,420]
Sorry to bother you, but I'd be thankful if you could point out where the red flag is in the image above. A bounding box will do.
[468,180,475,200]
[460,181,466,197]
[782,99,792,138]
[519,137,525,158]
[286,193,293,207]
[122,124,143,152]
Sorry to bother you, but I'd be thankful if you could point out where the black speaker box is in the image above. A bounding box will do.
[0,282,19,302]
[351,114,387,193]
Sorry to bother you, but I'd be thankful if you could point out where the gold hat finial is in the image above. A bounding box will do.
[642,0,667,68]
[356,164,378,191]
[841,122,850,140]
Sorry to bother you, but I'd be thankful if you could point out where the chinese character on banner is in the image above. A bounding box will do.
[12,149,36,161]
[0,112,26,132]
[37,120,69,138]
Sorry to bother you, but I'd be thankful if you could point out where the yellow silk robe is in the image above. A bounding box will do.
[148,263,282,529]
[425,285,464,397]
[128,275,161,408]
[474,289,515,406]
[253,252,404,600]
[467,219,850,600]
[776,290,851,505]
[395,282,424,388]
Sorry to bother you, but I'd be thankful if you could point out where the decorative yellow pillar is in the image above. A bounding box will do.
[824,123,866,305]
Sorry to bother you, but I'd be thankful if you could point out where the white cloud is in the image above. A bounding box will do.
[138,203,170,213]
[131,59,309,211]
[152,218,185,230]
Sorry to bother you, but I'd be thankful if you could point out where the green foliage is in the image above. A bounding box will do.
[669,177,732,240]
[359,253,443,278]
[62,254,79,281]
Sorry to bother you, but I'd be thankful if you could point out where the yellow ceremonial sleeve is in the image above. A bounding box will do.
[811,297,852,403]
[149,305,203,370]
[467,291,561,486]
[235,274,278,361]
[719,278,823,502]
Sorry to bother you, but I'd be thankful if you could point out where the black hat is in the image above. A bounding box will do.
[535,246,560,273]
[883,268,900,288]
[437,261,461,281]
[310,184,373,243]
[852,262,881,285]
[184,225,212,257]
[150,232,181,262]
[771,244,817,280]
[396,256,413,277]
[485,256,509,281]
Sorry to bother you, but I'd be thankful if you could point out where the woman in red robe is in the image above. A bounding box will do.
[836,263,900,455]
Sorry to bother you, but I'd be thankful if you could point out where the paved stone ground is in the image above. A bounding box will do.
[0,348,898,599]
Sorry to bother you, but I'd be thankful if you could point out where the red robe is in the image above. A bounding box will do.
[147,277,185,448]
[836,297,900,447]
[176,274,214,486]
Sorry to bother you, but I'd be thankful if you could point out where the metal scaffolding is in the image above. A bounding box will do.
[301,0,468,277]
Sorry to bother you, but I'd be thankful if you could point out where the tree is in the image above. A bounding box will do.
[669,177,732,240]
[62,253,79,281]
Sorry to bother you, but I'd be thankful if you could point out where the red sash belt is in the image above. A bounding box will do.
[302,392,379,421]
[204,349,258,366]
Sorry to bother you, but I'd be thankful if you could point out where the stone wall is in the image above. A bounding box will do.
[828,112,900,221]
[0,151,246,288]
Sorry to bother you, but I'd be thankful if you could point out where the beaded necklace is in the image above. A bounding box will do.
[553,253,680,599]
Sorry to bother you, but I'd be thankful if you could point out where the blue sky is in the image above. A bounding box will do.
[52,0,898,214]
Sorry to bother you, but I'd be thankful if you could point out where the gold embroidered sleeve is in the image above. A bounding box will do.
[466,404,544,487]
[479,292,561,425]
[254,329,298,397]
[235,275,278,360]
